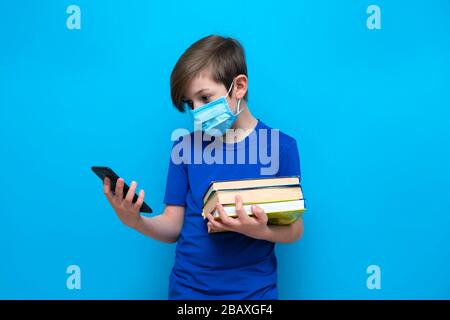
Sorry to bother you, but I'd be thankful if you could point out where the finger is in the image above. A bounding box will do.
[125,180,137,204]
[115,178,124,200]
[216,202,238,228]
[235,195,251,222]
[133,189,145,210]
[206,213,216,224]
[103,177,114,202]
[207,213,228,231]
[208,222,226,233]
[251,205,268,223]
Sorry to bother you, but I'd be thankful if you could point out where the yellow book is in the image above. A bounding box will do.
[207,199,306,225]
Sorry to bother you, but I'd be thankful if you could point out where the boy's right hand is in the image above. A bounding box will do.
[103,177,145,229]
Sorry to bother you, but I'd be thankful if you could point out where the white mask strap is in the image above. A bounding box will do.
[226,81,234,97]
[227,81,244,114]
[236,99,242,113]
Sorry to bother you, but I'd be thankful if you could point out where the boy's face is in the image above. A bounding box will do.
[183,70,235,112]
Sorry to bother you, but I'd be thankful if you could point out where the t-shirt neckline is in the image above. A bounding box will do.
[218,119,262,151]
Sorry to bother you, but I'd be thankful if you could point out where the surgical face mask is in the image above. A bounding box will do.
[187,82,243,137]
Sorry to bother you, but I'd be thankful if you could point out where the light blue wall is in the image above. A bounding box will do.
[1,0,449,299]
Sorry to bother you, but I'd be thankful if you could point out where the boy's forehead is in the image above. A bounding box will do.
[185,70,220,97]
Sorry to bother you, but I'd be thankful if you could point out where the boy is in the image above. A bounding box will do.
[102,35,304,299]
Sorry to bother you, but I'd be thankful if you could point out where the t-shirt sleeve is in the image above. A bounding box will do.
[277,139,302,180]
[163,140,189,206]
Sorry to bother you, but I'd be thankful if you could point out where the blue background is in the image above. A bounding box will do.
[1,0,449,299]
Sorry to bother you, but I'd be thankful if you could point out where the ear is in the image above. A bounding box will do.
[233,74,248,100]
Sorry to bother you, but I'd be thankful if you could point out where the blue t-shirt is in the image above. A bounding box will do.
[163,119,301,300]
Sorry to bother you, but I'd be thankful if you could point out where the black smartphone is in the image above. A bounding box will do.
[91,166,153,213]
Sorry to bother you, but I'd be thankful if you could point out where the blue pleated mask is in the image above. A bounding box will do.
[187,82,243,137]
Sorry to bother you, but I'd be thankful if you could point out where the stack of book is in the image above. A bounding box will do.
[201,176,306,226]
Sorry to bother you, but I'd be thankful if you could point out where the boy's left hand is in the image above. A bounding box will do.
[206,195,270,240]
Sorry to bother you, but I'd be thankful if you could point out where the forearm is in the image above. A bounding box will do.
[133,214,181,243]
[261,219,304,243]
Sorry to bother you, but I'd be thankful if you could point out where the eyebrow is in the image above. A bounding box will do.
[183,88,211,101]
[194,88,211,95]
